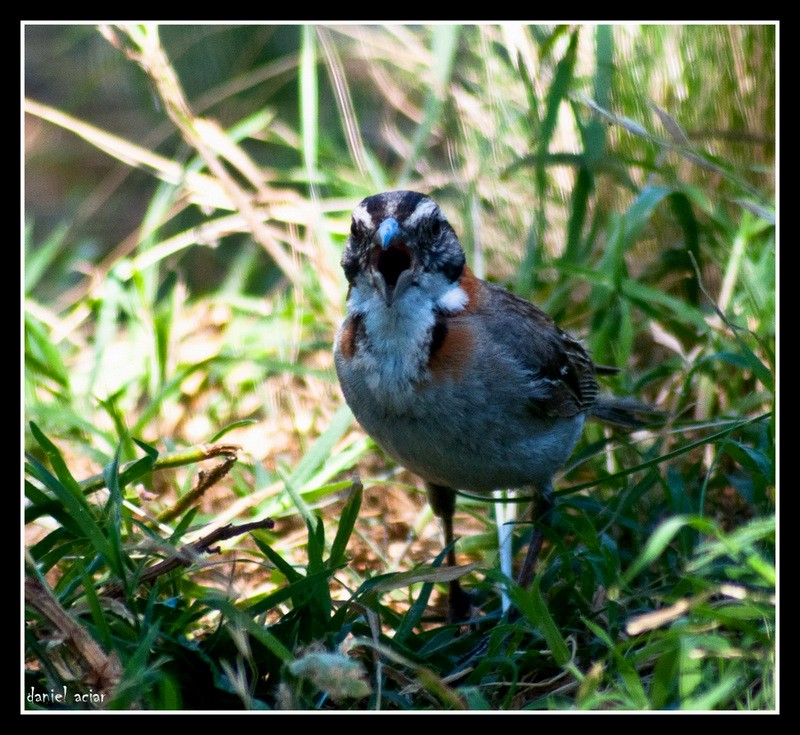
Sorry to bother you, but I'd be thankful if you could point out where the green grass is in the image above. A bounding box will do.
[24,23,774,710]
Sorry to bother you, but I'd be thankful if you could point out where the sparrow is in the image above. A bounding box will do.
[334,190,653,620]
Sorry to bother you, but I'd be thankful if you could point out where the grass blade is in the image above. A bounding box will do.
[328,479,362,568]
[621,515,718,586]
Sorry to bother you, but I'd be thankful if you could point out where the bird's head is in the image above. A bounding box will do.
[342,191,466,308]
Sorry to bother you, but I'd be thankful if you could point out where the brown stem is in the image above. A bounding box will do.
[102,517,275,597]
[25,575,123,695]
[156,451,238,523]
[78,443,240,496]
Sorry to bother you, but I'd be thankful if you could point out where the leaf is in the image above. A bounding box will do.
[244,567,336,618]
[733,198,775,225]
[25,222,69,294]
[26,450,115,565]
[300,25,319,184]
[723,440,773,480]
[540,30,579,155]
[287,403,354,491]
[731,332,774,391]
[650,101,690,145]
[649,642,679,709]
[108,622,163,710]
[117,439,159,488]
[28,423,83,499]
[75,558,113,650]
[667,191,701,304]
[621,278,709,330]
[393,578,436,645]
[559,413,771,497]
[328,479,362,568]
[509,576,571,667]
[252,534,303,583]
[563,165,593,263]
[530,576,571,666]
[582,25,612,166]
[204,598,294,664]
[622,185,673,246]
[399,25,459,184]
[622,515,719,586]
[101,442,128,582]
[277,467,316,528]
[581,96,654,141]
[169,507,199,543]
[25,478,71,529]
[680,672,742,710]
[393,546,453,644]
[583,616,648,708]
[209,420,258,443]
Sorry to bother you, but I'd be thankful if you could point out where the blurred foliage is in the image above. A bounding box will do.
[24,23,774,710]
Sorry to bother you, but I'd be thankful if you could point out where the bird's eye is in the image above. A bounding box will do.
[430,219,442,237]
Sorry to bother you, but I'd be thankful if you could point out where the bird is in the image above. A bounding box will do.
[334,190,654,621]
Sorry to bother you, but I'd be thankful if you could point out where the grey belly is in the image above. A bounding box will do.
[353,390,585,493]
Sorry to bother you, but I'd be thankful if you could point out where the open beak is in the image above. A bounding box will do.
[369,218,415,306]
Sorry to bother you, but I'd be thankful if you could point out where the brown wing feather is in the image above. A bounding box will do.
[473,279,602,417]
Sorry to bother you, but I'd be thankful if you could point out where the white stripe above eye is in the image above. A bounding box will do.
[351,204,373,230]
[436,285,469,313]
[404,199,439,228]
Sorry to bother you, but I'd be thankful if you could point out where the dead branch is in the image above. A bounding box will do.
[102,517,275,597]
[156,450,238,523]
[25,575,123,696]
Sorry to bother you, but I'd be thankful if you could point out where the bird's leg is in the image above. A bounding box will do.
[516,483,554,590]
[493,489,515,613]
[426,483,472,621]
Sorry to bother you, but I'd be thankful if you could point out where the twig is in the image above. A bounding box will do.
[687,250,772,356]
[156,450,238,523]
[102,517,275,597]
[25,575,123,695]
[101,24,303,288]
[78,443,240,496]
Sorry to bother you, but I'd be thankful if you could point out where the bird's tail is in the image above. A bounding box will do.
[589,396,665,429]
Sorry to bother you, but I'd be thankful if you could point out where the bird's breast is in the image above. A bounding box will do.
[334,293,587,491]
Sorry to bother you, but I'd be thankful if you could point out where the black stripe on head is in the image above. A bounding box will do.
[362,191,428,226]
[363,194,387,223]
[394,191,428,223]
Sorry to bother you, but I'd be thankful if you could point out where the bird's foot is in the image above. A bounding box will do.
[448,579,474,623]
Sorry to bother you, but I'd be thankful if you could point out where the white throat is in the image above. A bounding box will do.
[347,277,467,408]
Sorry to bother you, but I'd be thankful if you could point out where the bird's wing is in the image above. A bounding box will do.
[475,281,601,418]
